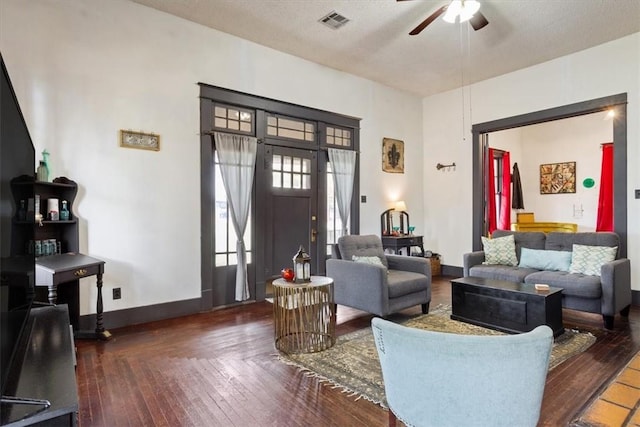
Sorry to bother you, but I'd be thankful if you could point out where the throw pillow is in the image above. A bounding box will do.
[518,248,572,271]
[481,234,518,266]
[352,255,386,268]
[569,244,617,276]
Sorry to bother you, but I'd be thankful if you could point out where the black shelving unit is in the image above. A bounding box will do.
[10,176,81,329]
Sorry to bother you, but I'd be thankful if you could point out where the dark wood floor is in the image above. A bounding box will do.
[75,276,639,426]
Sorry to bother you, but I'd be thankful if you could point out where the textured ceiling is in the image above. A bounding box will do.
[129,0,640,97]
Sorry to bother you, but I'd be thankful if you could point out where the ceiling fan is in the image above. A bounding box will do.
[399,0,489,36]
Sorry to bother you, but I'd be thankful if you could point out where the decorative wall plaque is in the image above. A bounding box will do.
[120,130,160,151]
[382,138,404,173]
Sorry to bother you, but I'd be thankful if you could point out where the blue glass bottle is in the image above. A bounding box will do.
[60,200,70,221]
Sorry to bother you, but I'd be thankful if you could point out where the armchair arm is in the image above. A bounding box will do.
[386,255,431,281]
[326,259,389,316]
[600,258,631,315]
[463,251,485,277]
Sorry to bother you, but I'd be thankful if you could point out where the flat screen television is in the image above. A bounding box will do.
[0,52,40,417]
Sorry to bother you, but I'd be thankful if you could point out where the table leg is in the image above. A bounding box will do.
[47,285,58,305]
[94,273,112,341]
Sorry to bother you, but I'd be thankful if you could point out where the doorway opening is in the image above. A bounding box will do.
[471,93,627,256]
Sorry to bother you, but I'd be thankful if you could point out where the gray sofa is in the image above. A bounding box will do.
[326,234,431,317]
[463,230,631,329]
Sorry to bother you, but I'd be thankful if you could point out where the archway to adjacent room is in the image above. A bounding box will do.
[471,93,628,257]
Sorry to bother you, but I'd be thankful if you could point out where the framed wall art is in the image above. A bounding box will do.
[382,137,404,173]
[540,161,576,194]
[120,130,160,151]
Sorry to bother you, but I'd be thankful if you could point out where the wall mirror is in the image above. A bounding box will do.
[471,93,627,257]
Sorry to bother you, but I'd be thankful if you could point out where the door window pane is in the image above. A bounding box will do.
[272,153,311,190]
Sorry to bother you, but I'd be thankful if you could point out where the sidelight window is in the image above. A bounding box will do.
[214,152,252,266]
[326,162,345,255]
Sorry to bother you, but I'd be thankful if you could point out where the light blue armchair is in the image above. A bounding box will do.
[372,318,553,427]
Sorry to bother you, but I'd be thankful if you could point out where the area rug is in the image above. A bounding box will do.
[278,304,596,407]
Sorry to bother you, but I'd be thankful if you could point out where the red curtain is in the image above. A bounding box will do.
[486,148,497,234]
[499,152,511,230]
[596,143,614,231]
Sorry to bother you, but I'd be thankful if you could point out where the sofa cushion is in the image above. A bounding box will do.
[492,230,546,260]
[352,255,386,268]
[387,270,429,298]
[338,235,388,268]
[524,271,602,299]
[518,248,572,272]
[481,235,518,266]
[468,265,539,283]
[545,232,620,256]
[569,244,617,276]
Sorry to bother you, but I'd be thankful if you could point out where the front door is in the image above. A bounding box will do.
[264,144,318,279]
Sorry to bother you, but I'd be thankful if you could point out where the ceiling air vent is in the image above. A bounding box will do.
[319,11,350,30]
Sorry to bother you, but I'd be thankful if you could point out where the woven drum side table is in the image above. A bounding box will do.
[272,276,336,354]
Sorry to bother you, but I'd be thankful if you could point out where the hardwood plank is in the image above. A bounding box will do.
[75,277,639,426]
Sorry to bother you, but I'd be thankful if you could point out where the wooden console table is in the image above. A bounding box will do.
[272,276,336,354]
[36,253,111,340]
[382,235,424,256]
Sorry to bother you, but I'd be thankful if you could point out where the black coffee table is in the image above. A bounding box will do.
[451,276,564,337]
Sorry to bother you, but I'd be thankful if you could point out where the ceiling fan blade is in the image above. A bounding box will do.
[409,5,448,35]
[469,11,489,31]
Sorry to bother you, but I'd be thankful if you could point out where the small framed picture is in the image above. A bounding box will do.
[540,161,576,194]
[120,130,160,151]
[382,138,404,173]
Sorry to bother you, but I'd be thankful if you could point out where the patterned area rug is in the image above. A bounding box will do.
[278,305,596,407]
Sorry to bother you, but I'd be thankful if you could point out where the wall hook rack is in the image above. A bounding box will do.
[436,162,456,171]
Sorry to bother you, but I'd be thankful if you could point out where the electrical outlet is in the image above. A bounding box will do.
[635,189,640,199]
[361,195,367,203]
[113,288,121,300]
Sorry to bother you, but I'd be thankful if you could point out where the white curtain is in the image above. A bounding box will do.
[328,148,357,235]
[214,132,257,301]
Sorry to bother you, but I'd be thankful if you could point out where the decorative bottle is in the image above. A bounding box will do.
[42,150,51,181]
[60,200,70,221]
[36,161,48,182]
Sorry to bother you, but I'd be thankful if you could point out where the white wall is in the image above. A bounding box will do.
[423,33,640,290]
[0,0,424,315]
[491,112,613,231]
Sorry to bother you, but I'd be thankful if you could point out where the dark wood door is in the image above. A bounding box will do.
[264,145,318,279]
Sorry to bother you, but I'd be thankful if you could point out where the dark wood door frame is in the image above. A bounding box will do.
[471,93,628,257]
[199,84,360,310]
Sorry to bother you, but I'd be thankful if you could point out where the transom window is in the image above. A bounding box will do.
[267,115,315,142]
[214,104,254,134]
[326,126,351,147]
[272,154,311,189]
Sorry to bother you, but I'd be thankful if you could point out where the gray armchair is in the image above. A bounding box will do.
[326,235,431,317]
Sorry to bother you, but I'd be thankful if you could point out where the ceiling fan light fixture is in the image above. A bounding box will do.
[443,0,481,24]
[459,0,481,22]
[442,0,462,23]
